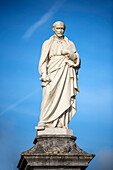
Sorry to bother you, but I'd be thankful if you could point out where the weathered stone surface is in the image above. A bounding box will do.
[17,135,95,170]
[33,135,78,154]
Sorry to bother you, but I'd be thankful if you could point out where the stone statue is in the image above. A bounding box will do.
[18,22,95,170]
[36,21,80,130]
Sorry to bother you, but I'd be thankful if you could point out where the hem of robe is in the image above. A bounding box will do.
[38,94,77,127]
[38,70,79,125]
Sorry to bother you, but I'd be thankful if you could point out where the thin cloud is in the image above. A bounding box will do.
[0,89,38,116]
[23,0,65,39]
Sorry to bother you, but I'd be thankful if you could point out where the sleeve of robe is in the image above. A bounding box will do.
[69,40,81,69]
[39,40,49,76]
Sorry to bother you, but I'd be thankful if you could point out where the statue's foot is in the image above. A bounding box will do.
[35,126,45,130]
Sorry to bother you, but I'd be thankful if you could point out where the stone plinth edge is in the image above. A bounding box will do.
[36,128,73,136]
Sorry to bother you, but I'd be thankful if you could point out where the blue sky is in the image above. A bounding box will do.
[0,0,113,169]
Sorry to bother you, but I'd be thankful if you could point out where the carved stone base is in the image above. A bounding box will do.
[17,134,95,170]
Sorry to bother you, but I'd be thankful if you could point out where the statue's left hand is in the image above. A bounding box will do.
[61,49,78,64]
[61,49,70,56]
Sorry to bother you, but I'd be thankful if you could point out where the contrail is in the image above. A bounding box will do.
[23,0,66,39]
[0,89,39,116]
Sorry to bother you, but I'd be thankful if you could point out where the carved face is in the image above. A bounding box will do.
[53,22,65,38]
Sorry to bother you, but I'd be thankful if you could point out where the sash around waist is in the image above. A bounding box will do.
[47,55,74,73]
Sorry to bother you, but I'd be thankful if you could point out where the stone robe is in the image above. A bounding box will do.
[38,35,80,129]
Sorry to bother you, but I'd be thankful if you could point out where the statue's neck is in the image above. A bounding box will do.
[53,34,64,40]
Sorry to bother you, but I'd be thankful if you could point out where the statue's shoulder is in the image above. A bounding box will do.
[64,36,75,46]
[64,36,76,51]
[42,36,54,48]
[68,40,76,48]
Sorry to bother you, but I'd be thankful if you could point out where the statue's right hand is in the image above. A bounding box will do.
[40,77,46,82]
[40,75,51,87]
[40,75,51,82]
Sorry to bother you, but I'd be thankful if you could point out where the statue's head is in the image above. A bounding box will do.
[52,21,65,38]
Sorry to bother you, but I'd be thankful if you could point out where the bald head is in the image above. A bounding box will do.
[52,21,65,38]
[52,21,65,31]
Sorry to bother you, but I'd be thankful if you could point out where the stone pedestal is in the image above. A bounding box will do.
[17,128,95,170]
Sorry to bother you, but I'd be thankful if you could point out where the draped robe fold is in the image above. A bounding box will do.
[38,36,80,128]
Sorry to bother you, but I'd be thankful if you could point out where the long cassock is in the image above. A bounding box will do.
[38,35,80,129]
